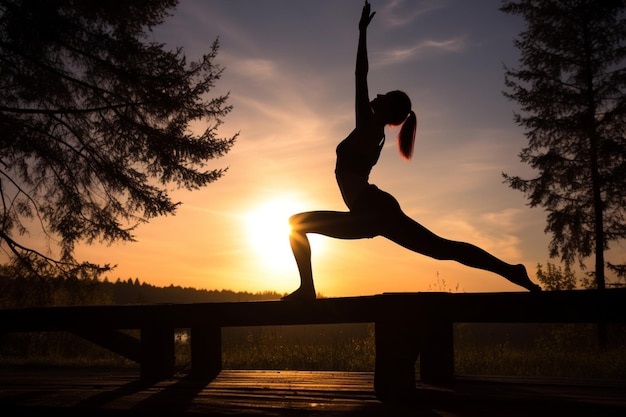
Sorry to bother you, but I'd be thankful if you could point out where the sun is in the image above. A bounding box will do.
[245,197,324,272]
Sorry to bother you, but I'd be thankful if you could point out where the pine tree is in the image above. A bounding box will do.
[0,0,236,275]
[501,0,626,289]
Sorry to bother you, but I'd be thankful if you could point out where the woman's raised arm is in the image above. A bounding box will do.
[355,1,375,128]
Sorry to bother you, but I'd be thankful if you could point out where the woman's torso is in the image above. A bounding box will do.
[335,128,385,209]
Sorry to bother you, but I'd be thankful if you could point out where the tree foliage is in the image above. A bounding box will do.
[0,0,236,274]
[501,0,626,289]
[536,261,578,291]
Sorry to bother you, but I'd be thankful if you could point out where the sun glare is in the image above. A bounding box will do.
[245,197,324,273]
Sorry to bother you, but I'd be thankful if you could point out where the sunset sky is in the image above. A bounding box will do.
[75,0,560,296]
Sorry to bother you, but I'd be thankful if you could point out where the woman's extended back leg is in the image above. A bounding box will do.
[383,214,541,292]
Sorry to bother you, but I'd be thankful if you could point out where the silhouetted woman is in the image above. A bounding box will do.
[283,1,541,301]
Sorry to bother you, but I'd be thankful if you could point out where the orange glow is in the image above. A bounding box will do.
[244,197,325,274]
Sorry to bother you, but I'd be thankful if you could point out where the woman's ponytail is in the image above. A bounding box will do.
[398,110,417,160]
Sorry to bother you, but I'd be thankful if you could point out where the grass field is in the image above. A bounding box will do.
[2,323,624,379]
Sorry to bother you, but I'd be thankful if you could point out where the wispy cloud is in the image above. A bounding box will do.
[381,0,446,27]
[228,57,279,80]
[376,37,466,66]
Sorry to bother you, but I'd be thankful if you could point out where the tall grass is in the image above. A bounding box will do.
[2,323,625,379]
[455,323,626,379]
[220,324,376,371]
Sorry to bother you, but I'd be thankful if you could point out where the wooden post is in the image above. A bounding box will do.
[419,318,454,383]
[140,326,175,380]
[190,325,222,380]
[374,320,421,402]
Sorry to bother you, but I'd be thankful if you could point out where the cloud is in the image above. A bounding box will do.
[381,0,445,27]
[228,57,280,80]
[375,37,466,66]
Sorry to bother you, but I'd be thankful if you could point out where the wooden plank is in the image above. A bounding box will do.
[2,290,625,333]
[0,295,380,331]
[1,367,625,416]
[447,290,621,323]
[381,289,626,323]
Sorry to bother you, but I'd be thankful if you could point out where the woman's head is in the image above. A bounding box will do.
[372,90,417,160]
[372,90,411,124]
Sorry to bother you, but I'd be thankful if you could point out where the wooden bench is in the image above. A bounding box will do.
[1,289,625,402]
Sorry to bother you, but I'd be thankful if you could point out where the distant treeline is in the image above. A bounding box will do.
[0,267,282,309]
[103,278,282,305]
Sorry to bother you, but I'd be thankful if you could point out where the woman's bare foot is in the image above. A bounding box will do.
[281,287,316,301]
[508,264,542,292]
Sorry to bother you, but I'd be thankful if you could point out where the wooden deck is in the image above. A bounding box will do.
[4,290,625,386]
[0,367,625,416]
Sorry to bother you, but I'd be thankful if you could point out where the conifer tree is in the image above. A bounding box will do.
[0,0,236,275]
[502,0,626,289]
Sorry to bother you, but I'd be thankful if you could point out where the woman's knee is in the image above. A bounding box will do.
[289,212,317,233]
[289,213,305,232]
[289,210,365,237]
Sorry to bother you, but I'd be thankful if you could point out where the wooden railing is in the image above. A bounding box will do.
[1,289,625,402]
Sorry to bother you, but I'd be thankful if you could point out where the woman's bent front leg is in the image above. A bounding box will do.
[283,210,379,301]
[283,226,316,301]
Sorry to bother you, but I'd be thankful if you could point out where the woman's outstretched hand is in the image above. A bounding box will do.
[359,1,375,31]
